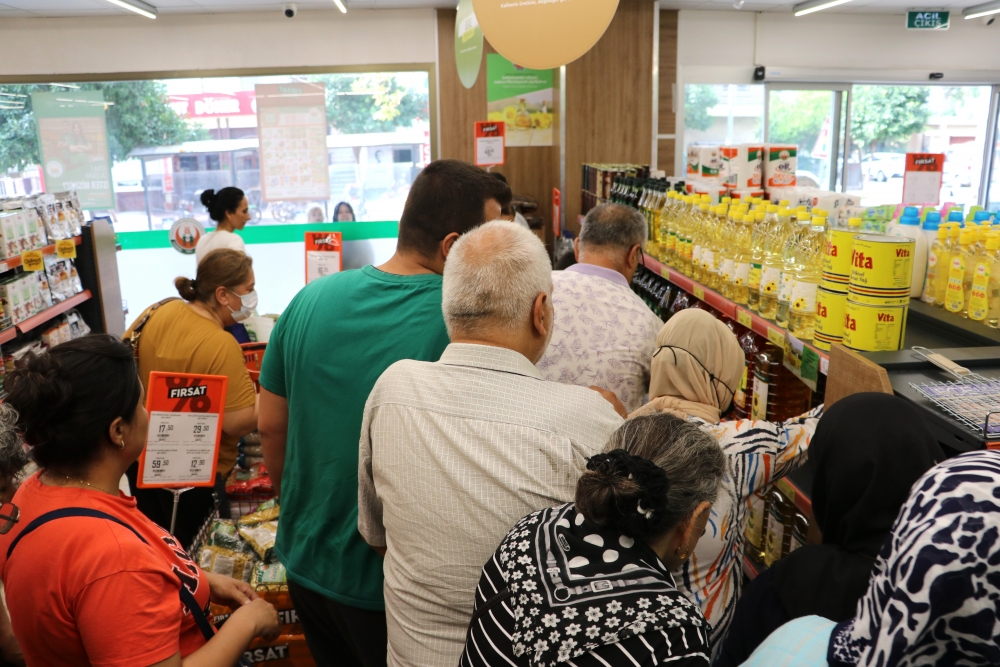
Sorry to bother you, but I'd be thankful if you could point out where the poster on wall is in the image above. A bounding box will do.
[31,92,114,210]
[472,0,618,70]
[486,54,554,147]
[255,82,330,202]
[455,0,484,89]
[902,153,945,205]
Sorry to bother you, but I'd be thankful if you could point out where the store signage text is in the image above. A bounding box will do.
[169,92,257,118]
[906,11,949,30]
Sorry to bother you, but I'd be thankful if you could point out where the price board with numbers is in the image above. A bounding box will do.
[137,372,228,489]
[474,120,505,167]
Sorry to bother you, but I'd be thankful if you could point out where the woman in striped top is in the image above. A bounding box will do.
[460,413,728,666]
[630,309,822,653]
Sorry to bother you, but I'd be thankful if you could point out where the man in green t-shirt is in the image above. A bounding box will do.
[259,160,511,667]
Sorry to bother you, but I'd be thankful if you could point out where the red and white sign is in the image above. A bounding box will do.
[305,231,343,284]
[168,91,257,119]
[902,153,945,205]
[475,121,505,167]
[137,372,228,489]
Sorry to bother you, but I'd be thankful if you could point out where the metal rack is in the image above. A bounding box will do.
[908,347,1000,442]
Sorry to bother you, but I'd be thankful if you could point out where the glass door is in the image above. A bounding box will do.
[764,84,851,192]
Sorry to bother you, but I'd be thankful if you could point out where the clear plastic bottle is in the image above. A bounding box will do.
[759,208,794,321]
[945,229,975,317]
[969,234,1000,325]
[678,197,695,276]
[731,213,755,305]
[661,191,678,265]
[985,235,1000,328]
[704,205,726,290]
[751,343,812,423]
[788,217,826,341]
[777,215,812,329]
[923,226,950,307]
[718,207,743,298]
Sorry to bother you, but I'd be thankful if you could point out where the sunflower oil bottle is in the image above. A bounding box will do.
[749,205,781,313]
[677,196,695,275]
[945,229,976,317]
[661,192,679,265]
[731,213,755,305]
[692,203,710,282]
[759,208,795,321]
[968,234,1000,325]
[788,217,826,341]
[922,226,949,307]
[704,205,726,290]
[777,215,812,328]
[719,206,743,298]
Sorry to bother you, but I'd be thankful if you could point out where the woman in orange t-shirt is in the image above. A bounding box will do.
[0,335,279,667]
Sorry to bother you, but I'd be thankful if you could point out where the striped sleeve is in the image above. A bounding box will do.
[460,552,518,667]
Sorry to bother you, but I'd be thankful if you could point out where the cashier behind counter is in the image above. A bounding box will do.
[125,248,259,547]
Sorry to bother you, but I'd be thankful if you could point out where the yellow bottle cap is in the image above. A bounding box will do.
[950,225,961,237]
[937,227,948,239]
[813,208,828,217]
[779,200,790,207]
[989,236,1000,250]
[767,205,780,214]
[701,195,712,203]
[756,211,766,222]
[848,217,862,227]
[960,230,972,244]
[700,203,710,211]
[722,197,732,205]
[812,216,827,227]
[744,214,755,224]
[800,215,811,224]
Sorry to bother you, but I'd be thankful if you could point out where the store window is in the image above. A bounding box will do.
[846,85,992,208]
[0,71,432,231]
[683,84,764,149]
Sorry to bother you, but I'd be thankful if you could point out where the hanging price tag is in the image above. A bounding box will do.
[767,327,786,347]
[56,239,77,259]
[474,121,505,167]
[692,285,705,301]
[20,250,43,272]
[737,309,753,329]
[137,372,227,489]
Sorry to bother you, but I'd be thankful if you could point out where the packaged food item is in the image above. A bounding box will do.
[207,519,245,552]
[216,589,303,635]
[743,490,766,559]
[238,498,280,525]
[226,463,274,496]
[44,255,77,302]
[252,561,287,586]
[0,276,26,324]
[0,213,19,259]
[35,271,53,310]
[197,545,254,582]
[238,520,278,562]
[23,206,47,250]
[64,309,90,339]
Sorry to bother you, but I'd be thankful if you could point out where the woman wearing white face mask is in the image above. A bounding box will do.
[124,248,259,546]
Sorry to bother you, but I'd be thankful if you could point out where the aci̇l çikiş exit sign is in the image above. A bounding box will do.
[907,11,950,29]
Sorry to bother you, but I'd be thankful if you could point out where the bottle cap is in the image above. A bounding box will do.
[756,211,766,222]
[700,203,710,211]
[744,214,755,224]
[779,200,790,207]
[767,205,779,214]
[848,217,862,227]
[937,226,948,239]
[925,211,942,224]
[812,216,827,228]
[899,214,920,226]
[960,230,972,244]
[701,195,712,203]
[947,210,964,223]
[950,225,961,238]
[903,206,919,218]
[974,210,991,223]
[989,236,1000,251]
[722,197,732,205]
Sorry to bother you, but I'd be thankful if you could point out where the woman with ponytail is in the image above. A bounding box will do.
[460,414,728,666]
[123,249,258,546]
[0,335,279,667]
[195,187,250,265]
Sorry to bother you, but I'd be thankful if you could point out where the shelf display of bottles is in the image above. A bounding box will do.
[580,163,652,217]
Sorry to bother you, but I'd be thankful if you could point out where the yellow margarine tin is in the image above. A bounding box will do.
[822,228,856,292]
[848,234,915,305]
[843,298,908,352]
[814,287,848,351]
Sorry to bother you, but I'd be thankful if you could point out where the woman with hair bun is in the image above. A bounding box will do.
[460,413,728,666]
[0,335,279,667]
[124,249,258,546]
[195,187,250,265]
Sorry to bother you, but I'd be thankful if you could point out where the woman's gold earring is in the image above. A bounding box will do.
[674,546,691,560]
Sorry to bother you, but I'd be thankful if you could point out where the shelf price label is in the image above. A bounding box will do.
[137,372,228,489]
[737,309,753,329]
[20,250,43,272]
[767,326,786,348]
[55,239,77,259]
[692,285,705,301]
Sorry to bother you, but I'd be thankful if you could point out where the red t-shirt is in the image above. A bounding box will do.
[0,474,210,667]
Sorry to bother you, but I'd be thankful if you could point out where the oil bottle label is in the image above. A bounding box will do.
[720,258,735,282]
[735,363,749,409]
[760,266,781,298]
[791,281,818,313]
[778,272,794,302]
[745,492,764,548]
[927,251,937,269]
[693,245,703,267]
[749,263,763,290]
[666,232,676,252]
[751,376,768,421]
[945,256,966,313]
[703,250,716,273]
[734,262,751,287]
[968,262,991,321]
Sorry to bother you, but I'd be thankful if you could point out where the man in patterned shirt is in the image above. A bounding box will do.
[358,220,626,667]
[538,203,663,412]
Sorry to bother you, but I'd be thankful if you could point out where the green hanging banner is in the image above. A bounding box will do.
[455,0,484,90]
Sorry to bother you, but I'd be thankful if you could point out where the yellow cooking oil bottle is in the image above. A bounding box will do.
[675,196,692,275]
[945,229,976,317]
[759,208,795,321]
[968,233,1000,325]
[731,213,755,305]
[691,201,706,282]
[719,206,743,298]
[749,205,781,313]
[984,235,1000,328]
[936,224,962,307]
[777,214,813,328]
[656,191,672,263]
[647,183,664,256]
[788,217,826,341]
[661,191,680,265]
[922,225,949,307]
[705,205,727,290]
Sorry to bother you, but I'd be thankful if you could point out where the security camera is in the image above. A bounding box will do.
[283,3,297,17]
[983,15,996,25]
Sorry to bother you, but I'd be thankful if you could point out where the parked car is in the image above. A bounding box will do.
[861,152,905,182]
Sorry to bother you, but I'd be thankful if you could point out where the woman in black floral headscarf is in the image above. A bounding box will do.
[459,413,729,667]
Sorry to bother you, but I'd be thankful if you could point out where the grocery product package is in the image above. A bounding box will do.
[697,146,722,180]
[0,213,19,259]
[244,316,273,344]
[764,145,798,188]
[238,498,280,525]
[810,191,861,221]
[686,145,700,177]
[23,208,48,250]
[721,145,763,190]
[767,186,813,209]
[238,519,278,562]
[198,544,254,582]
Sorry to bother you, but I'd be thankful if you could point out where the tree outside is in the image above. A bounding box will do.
[308,73,428,135]
[851,86,930,159]
[684,85,719,133]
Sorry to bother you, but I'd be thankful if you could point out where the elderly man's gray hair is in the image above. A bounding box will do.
[443,220,552,338]
[579,203,648,251]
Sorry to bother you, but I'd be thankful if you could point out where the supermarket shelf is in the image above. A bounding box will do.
[907,298,1000,348]
[644,252,829,378]
[14,290,92,336]
[0,236,82,275]
[742,554,761,581]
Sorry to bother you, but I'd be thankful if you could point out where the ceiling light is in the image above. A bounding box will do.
[331,0,347,12]
[964,0,1000,18]
[792,0,854,15]
[105,0,158,19]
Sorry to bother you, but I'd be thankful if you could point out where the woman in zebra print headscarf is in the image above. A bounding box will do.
[741,450,1000,667]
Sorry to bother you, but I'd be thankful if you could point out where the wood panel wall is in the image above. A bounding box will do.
[436,2,678,240]
[658,10,678,176]
[436,10,558,249]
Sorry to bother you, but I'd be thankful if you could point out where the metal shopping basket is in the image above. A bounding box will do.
[908,346,1000,442]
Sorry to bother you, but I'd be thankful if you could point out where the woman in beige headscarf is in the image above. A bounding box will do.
[630,308,823,658]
